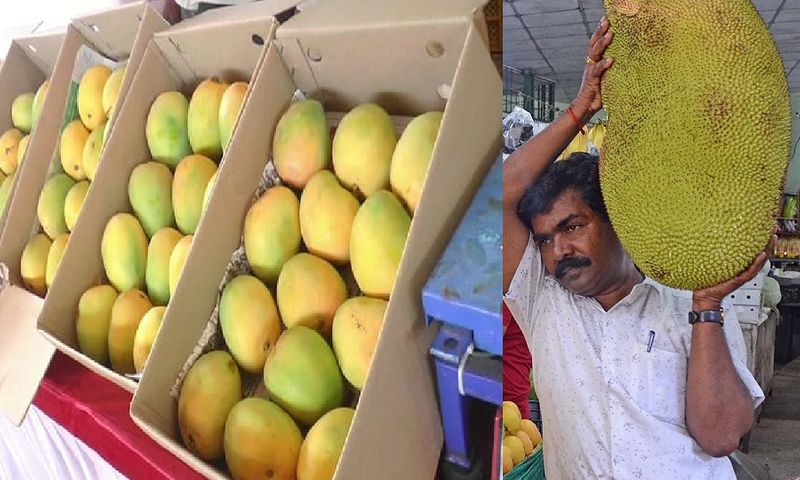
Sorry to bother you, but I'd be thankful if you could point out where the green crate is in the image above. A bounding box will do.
[505,444,544,480]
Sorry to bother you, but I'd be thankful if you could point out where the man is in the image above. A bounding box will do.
[502,16,769,479]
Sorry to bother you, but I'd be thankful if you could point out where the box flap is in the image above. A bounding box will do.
[72,2,153,61]
[159,0,300,34]
[13,30,67,76]
[0,286,53,426]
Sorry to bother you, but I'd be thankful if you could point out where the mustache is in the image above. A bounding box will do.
[554,256,592,279]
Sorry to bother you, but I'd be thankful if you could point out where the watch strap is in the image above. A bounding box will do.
[688,308,724,325]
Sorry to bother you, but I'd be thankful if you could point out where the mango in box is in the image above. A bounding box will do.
[108,289,152,374]
[244,186,301,284]
[101,213,148,292]
[128,161,175,237]
[60,120,89,181]
[276,253,347,336]
[146,91,191,169]
[0,128,22,175]
[272,99,330,189]
[77,65,111,131]
[133,306,165,373]
[102,65,126,118]
[76,285,118,365]
[20,233,51,297]
[332,296,387,390]
[297,407,355,480]
[64,180,89,232]
[38,174,75,239]
[31,80,49,129]
[188,79,227,161]
[17,135,30,167]
[146,227,182,306]
[390,111,443,213]
[11,93,34,134]
[0,173,15,216]
[178,350,242,462]
[218,81,248,152]
[82,122,106,182]
[299,170,359,264]
[168,234,192,297]
[173,154,217,235]
[45,233,69,290]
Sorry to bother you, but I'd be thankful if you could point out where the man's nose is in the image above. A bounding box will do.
[552,234,573,261]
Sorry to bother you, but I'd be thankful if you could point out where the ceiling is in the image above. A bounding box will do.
[503,0,800,102]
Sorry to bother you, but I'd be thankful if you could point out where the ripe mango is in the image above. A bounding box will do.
[102,65,126,118]
[243,186,300,284]
[178,350,242,462]
[224,398,302,480]
[20,233,52,296]
[173,154,217,234]
[502,401,521,434]
[297,407,355,480]
[272,99,330,189]
[332,103,396,198]
[168,234,192,297]
[37,174,75,239]
[218,81,248,152]
[504,436,524,464]
[0,173,15,216]
[76,284,118,365]
[60,120,89,181]
[390,111,442,213]
[107,288,152,374]
[299,170,359,264]
[502,446,513,473]
[31,80,49,129]
[276,253,347,336]
[188,79,227,161]
[64,180,89,232]
[133,306,165,373]
[129,161,175,237]
[202,170,217,215]
[82,122,106,182]
[263,326,344,426]
[11,93,34,133]
[77,65,111,131]
[220,274,281,374]
[17,135,30,167]
[0,128,22,175]
[350,190,410,298]
[146,227,182,306]
[332,296,387,390]
[45,233,69,290]
[146,91,191,169]
[101,213,148,292]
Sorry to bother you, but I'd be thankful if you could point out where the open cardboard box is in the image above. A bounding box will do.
[129,0,501,478]
[36,1,300,396]
[0,2,169,425]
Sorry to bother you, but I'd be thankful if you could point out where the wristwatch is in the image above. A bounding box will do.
[688,307,725,326]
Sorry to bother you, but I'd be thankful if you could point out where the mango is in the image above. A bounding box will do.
[17,135,30,167]
[0,173,15,216]
[504,436,524,464]
[299,170,359,264]
[133,306,165,373]
[218,81,248,152]
[332,296,387,390]
[168,234,192,297]
[224,398,302,480]
[60,120,89,181]
[350,190,410,298]
[146,227,182,306]
[272,99,330,189]
[220,274,282,374]
[502,446,513,473]
[244,186,300,284]
[146,91,191,169]
[37,174,75,239]
[129,161,175,237]
[202,170,217,215]
[64,180,89,232]
[264,326,344,426]
[515,430,534,456]
[82,122,106,181]
[77,64,111,131]
[520,419,542,447]
[11,93,34,133]
[276,253,347,336]
[107,288,152,374]
[173,154,217,234]
[101,213,148,292]
[31,80,49,129]
[20,233,52,296]
[332,103,396,198]
[76,284,118,365]
[188,79,227,161]
[502,401,521,434]
[390,111,442,213]
[102,118,111,145]
[45,233,69,290]
[297,407,355,480]
[0,128,22,175]
[178,350,242,462]
[102,65,126,118]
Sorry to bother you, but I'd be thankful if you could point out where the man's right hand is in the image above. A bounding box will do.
[572,16,615,123]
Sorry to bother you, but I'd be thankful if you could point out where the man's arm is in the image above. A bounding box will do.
[502,17,614,293]
[685,236,775,456]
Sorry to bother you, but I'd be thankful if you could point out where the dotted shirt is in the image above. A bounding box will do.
[504,237,764,479]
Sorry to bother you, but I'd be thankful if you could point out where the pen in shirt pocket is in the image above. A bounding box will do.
[647,330,655,352]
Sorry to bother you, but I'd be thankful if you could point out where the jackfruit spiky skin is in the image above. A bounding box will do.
[600,0,791,290]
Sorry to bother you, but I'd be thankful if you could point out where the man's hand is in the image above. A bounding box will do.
[692,234,777,311]
[572,16,615,123]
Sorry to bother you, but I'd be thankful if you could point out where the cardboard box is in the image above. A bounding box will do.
[0,2,168,425]
[37,1,299,395]
[130,0,501,478]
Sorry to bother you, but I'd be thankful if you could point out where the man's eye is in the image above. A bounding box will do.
[567,224,581,232]
[539,238,551,246]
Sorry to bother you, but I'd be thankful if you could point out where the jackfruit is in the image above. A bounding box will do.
[599,0,791,290]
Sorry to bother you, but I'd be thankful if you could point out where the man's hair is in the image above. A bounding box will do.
[517,152,610,231]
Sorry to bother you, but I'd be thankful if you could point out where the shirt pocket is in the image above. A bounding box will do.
[644,347,688,427]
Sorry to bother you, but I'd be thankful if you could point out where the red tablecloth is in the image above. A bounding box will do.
[32,351,202,480]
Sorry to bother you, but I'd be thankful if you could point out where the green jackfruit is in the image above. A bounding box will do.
[600,0,791,290]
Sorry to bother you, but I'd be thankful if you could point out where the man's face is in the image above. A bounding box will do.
[531,188,626,297]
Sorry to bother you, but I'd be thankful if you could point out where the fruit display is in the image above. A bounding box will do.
[502,401,541,474]
[600,0,791,290]
[173,98,443,479]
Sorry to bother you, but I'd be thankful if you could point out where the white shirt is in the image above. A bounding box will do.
[504,237,764,480]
